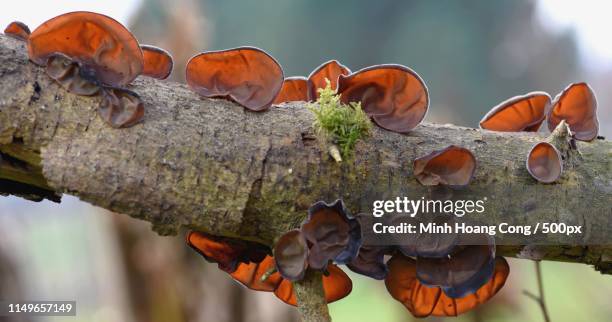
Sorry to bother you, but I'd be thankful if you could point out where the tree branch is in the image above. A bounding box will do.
[0,35,611,277]
[293,270,331,322]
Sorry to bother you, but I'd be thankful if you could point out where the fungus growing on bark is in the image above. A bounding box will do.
[405,216,459,258]
[337,64,429,133]
[140,45,174,80]
[307,60,351,101]
[4,21,30,41]
[346,245,391,280]
[187,231,352,306]
[301,199,362,270]
[547,82,599,141]
[272,76,308,104]
[230,255,352,306]
[413,145,476,187]
[99,87,145,128]
[526,141,562,183]
[385,254,509,317]
[186,47,284,111]
[186,231,269,274]
[273,264,353,306]
[27,11,143,87]
[274,229,309,281]
[480,92,550,132]
[416,234,496,298]
[45,54,100,96]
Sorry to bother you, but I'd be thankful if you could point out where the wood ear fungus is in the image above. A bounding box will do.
[413,145,476,188]
[99,87,145,128]
[346,245,391,280]
[307,60,351,101]
[385,254,509,317]
[4,21,30,41]
[301,199,362,270]
[274,229,309,281]
[186,47,284,111]
[27,11,143,87]
[338,64,429,133]
[141,45,174,80]
[186,231,269,274]
[272,76,308,104]
[416,234,496,298]
[480,92,550,132]
[526,142,562,183]
[45,54,100,96]
[547,82,599,141]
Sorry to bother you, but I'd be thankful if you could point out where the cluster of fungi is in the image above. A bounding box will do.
[4,11,601,318]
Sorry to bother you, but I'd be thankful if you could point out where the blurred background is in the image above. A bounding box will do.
[1,0,611,321]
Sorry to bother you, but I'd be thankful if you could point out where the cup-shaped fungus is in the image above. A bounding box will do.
[187,231,352,306]
[140,45,174,80]
[99,87,145,128]
[307,60,351,101]
[480,92,550,132]
[346,245,391,280]
[186,231,269,274]
[413,145,476,188]
[547,83,599,141]
[45,54,100,96]
[4,21,30,41]
[272,76,308,104]
[273,229,308,281]
[27,11,143,87]
[526,141,562,183]
[416,234,495,298]
[337,64,429,133]
[301,199,362,270]
[385,254,509,317]
[186,47,284,111]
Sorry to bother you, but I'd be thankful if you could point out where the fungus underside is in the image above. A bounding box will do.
[308,81,371,158]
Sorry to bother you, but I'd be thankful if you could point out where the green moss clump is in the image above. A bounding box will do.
[308,81,372,158]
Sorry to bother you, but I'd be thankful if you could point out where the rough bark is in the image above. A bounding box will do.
[294,270,331,322]
[0,32,611,279]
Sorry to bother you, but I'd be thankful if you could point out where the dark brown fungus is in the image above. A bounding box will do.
[385,254,509,317]
[273,229,308,281]
[4,21,30,41]
[272,76,308,104]
[99,87,145,128]
[186,47,284,111]
[45,54,100,96]
[337,64,429,133]
[480,92,550,132]
[416,234,495,298]
[526,142,562,183]
[27,11,143,87]
[408,216,459,258]
[141,45,174,80]
[547,82,599,141]
[413,145,476,187]
[307,60,351,101]
[301,199,362,270]
[346,245,391,280]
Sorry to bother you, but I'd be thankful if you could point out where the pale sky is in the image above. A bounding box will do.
[2,0,609,72]
[536,0,612,70]
[0,0,143,29]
